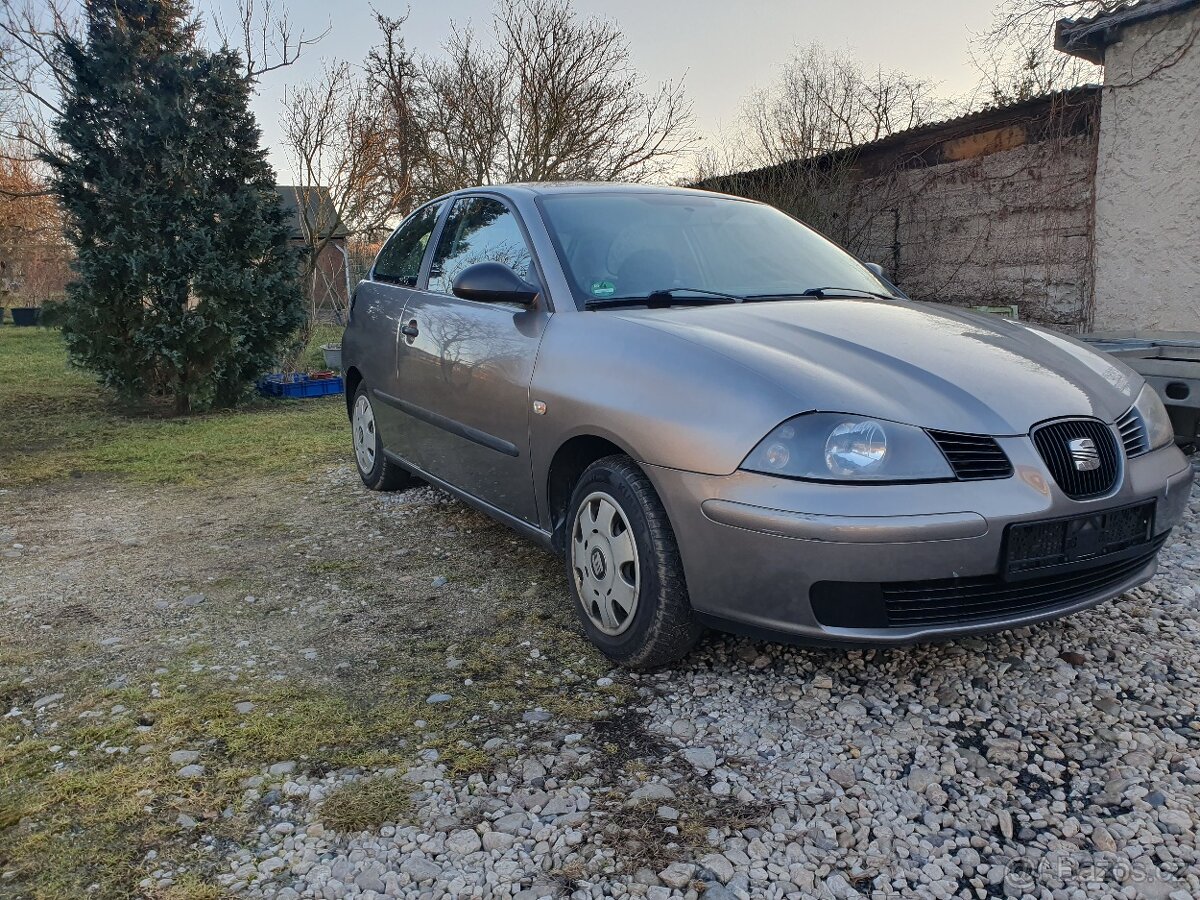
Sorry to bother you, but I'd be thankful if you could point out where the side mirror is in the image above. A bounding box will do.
[451,262,539,304]
[865,262,885,279]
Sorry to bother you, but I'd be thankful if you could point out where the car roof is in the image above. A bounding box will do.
[438,181,753,204]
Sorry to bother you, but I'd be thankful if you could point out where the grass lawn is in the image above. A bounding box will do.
[0,326,347,486]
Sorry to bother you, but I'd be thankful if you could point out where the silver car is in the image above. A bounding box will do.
[342,183,1192,668]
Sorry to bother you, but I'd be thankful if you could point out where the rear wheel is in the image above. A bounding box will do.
[565,455,702,668]
[352,384,417,491]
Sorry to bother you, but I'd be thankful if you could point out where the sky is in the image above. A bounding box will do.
[202,0,1005,182]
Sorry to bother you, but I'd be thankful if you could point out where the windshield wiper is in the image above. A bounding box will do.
[585,287,742,310]
[787,286,896,300]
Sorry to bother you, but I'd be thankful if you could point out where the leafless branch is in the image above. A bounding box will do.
[967,1,1119,104]
[211,0,327,82]
[281,61,405,279]
[0,0,82,165]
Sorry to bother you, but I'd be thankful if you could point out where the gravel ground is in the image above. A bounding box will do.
[3,465,1199,899]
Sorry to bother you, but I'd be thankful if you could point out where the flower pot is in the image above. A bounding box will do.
[321,343,342,370]
[11,307,40,327]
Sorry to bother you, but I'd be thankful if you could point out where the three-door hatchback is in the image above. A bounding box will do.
[342,183,1191,668]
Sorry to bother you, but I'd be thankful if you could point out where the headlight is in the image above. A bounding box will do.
[741,413,954,482]
[1132,383,1175,451]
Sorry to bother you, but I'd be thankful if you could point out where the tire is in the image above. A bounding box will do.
[565,454,703,668]
[351,383,417,492]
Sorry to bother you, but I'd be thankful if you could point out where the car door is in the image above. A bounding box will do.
[390,194,550,524]
[351,201,444,443]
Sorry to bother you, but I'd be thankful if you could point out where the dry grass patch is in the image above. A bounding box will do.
[319,774,414,833]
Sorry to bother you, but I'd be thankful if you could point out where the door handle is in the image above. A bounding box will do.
[401,320,419,339]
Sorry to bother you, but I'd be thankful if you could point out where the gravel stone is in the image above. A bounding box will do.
[657,862,695,889]
[700,852,735,883]
[682,746,717,771]
[1092,824,1117,852]
[445,829,482,855]
[482,831,516,851]
[400,858,440,883]
[1158,809,1192,833]
[629,782,675,802]
[402,766,441,783]
[493,812,527,834]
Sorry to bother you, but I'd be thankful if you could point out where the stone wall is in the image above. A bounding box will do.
[704,91,1101,331]
[851,132,1098,329]
[1090,7,1200,331]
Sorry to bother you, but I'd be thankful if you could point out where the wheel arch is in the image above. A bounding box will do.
[546,434,632,552]
[344,366,364,419]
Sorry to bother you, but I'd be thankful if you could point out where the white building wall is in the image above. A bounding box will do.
[1091,8,1200,330]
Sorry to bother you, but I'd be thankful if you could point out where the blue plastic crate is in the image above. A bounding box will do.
[258,372,345,398]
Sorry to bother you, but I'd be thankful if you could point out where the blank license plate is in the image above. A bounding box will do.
[1005,501,1154,578]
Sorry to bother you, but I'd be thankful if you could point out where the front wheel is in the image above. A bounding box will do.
[351,384,417,491]
[565,455,702,668]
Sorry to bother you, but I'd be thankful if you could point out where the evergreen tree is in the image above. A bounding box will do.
[48,0,302,413]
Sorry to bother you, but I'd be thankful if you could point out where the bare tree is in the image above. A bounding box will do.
[362,11,422,228]
[695,45,941,253]
[968,1,1119,105]
[280,47,421,334]
[280,10,420,270]
[415,0,696,196]
[739,44,943,167]
[417,26,508,198]
[282,65,374,301]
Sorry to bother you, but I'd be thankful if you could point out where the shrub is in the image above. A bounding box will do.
[48,0,303,413]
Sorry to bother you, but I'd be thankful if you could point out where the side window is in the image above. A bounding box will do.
[427,197,536,296]
[373,202,442,286]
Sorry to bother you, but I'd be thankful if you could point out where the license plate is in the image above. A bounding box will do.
[1004,501,1155,579]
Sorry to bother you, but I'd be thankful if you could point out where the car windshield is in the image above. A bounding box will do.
[537,191,894,308]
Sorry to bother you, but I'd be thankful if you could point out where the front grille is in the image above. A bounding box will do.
[1116,406,1150,457]
[927,430,1013,480]
[881,536,1164,627]
[1031,419,1120,499]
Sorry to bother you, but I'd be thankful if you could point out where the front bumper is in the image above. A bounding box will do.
[648,439,1192,645]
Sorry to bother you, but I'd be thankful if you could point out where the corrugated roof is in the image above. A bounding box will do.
[1056,0,1200,62]
[837,84,1100,155]
[699,84,1101,186]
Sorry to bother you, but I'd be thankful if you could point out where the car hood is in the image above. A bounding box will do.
[615,298,1141,434]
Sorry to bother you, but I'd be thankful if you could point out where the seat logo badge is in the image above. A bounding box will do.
[590,548,607,579]
[1068,437,1101,471]
[532,400,547,416]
